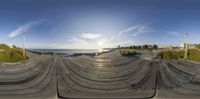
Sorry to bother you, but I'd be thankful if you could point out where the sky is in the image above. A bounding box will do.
[0,0,200,49]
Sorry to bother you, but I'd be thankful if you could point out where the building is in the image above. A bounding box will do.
[7,44,14,48]
[157,44,181,49]
[181,43,196,49]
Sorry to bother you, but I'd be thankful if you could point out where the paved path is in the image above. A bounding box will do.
[0,50,199,98]
[0,55,57,99]
[58,50,156,98]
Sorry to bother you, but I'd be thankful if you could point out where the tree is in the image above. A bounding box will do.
[153,45,158,49]
[137,46,141,50]
[143,45,149,49]
[132,45,136,49]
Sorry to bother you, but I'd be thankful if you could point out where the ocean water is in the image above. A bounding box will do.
[28,49,100,55]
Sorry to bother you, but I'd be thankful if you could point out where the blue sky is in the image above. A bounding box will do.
[0,0,200,49]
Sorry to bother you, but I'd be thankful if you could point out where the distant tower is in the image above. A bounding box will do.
[184,33,189,59]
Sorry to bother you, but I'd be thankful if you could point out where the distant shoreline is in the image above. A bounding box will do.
[27,48,116,56]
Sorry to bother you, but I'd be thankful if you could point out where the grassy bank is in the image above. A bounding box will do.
[157,50,184,59]
[158,49,200,62]
[119,49,137,56]
[187,49,200,62]
[0,44,27,62]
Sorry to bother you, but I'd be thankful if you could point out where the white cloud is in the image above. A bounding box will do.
[65,24,150,49]
[81,33,102,39]
[68,37,96,48]
[112,40,134,47]
[96,40,134,48]
[8,26,28,38]
[70,37,87,43]
[109,36,115,41]
[117,25,147,37]
[133,26,148,36]
[166,31,179,36]
[8,20,43,38]
[110,24,150,41]
[26,42,61,49]
[117,26,136,37]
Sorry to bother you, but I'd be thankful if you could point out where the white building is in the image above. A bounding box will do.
[8,44,14,48]
[180,43,196,49]
[157,44,180,49]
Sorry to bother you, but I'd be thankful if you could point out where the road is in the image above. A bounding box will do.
[0,50,200,99]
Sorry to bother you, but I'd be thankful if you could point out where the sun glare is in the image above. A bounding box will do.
[98,41,104,47]
[97,41,104,53]
[98,48,103,53]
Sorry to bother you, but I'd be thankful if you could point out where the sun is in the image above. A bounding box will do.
[97,41,104,53]
[98,41,104,47]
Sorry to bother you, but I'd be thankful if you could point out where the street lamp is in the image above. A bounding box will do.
[22,29,26,59]
[184,33,188,59]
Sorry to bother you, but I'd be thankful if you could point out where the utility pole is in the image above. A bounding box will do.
[184,33,188,59]
[22,29,26,59]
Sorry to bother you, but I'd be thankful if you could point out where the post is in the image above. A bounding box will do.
[22,30,26,59]
[184,33,188,59]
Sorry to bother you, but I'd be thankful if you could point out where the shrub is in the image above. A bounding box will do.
[0,44,28,62]
[120,49,137,56]
[187,49,200,62]
[158,50,184,60]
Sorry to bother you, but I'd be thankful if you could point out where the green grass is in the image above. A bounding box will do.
[158,49,200,62]
[0,44,27,62]
[158,50,184,59]
[187,49,200,62]
[119,49,137,56]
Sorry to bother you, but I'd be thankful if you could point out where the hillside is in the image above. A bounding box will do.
[0,44,27,62]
